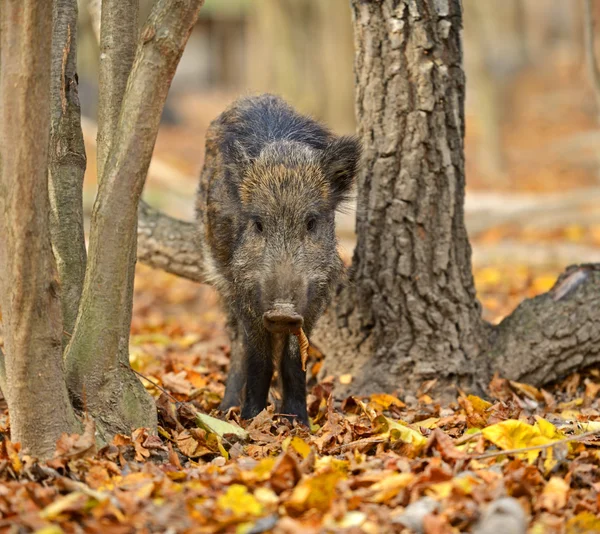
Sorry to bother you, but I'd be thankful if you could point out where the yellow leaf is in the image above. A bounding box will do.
[196,412,248,440]
[367,473,414,503]
[283,436,311,459]
[40,492,89,520]
[374,415,427,448]
[34,527,65,534]
[339,374,353,385]
[564,224,585,243]
[532,275,557,294]
[286,470,346,514]
[427,481,453,499]
[467,394,492,412]
[217,484,263,519]
[426,474,479,500]
[566,512,600,534]
[476,267,502,287]
[314,456,349,474]
[416,417,440,429]
[369,393,406,410]
[481,419,558,463]
[578,420,600,433]
[534,417,564,440]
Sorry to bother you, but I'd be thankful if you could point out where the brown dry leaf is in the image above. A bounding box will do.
[131,428,152,462]
[175,429,213,458]
[162,371,195,396]
[54,418,96,460]
[537,476,569,513]
[295,328,310,371]
[459,394,491,428]
[510,380,544,402]
[270,452,302,494]
[426,429,467,462]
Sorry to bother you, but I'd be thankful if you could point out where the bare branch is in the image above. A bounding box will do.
[0,1,80,457]
[97,0,138,181]
[138,201,204,283]
[49,0,87,344]
[65,0,205,435]
[584,0,600,120]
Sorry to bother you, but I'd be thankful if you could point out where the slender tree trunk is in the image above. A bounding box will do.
[64,0,204,439]
[49,0,88,345]
[0,1,80,458]
[97,0,138,181]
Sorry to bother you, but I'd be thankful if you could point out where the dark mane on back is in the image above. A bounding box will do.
[216,94,332,162]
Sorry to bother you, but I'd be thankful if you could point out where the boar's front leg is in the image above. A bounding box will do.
[280,335,309,426]
[240,330,273,420]
[219,314,245,411]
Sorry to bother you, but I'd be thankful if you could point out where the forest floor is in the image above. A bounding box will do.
[1,247,600,533]
[2,62,600,532]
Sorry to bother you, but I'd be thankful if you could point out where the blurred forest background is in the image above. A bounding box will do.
[77,0,600,323]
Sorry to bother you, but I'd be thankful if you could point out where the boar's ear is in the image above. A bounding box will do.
[221,136,251,178]
[321,136,361,206]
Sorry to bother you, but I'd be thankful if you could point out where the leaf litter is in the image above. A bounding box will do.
[0,264,599,533]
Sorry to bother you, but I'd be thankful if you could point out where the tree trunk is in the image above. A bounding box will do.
[0,1,80,458]
[48,0,88,346]
[314,0,490,398]
[64,0,204,440]
[314,0,600,400]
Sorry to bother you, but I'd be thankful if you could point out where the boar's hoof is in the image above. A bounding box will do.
[263,307,303,334]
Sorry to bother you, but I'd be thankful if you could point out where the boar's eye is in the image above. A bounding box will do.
[253,218,264,233]
[306,217,317,233]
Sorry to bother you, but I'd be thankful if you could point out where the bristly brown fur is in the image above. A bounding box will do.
[195,94,361,424]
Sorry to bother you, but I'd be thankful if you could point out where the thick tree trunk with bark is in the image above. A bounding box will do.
[314,0,490,397]
[314,0,600,399]
[0,1,80,457]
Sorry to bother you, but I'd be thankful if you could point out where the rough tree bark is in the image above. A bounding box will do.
[64,0,204,440]
[314,0,600,398]
[314,0,491,397]
[0,1,80,457]
[0,0,204,456]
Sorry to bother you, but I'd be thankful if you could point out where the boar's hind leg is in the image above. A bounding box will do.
[219,317,245,411]
[280,336,309,426]
[240,335,273,420]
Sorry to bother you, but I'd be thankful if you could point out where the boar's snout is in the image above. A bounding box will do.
[263,305,304,334]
